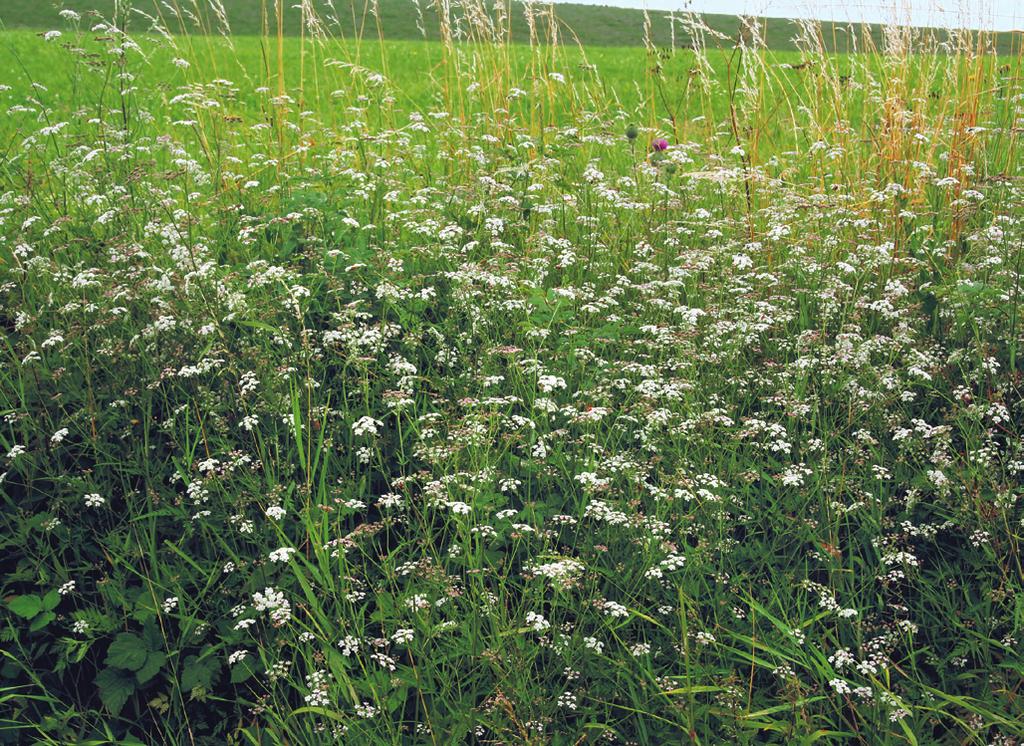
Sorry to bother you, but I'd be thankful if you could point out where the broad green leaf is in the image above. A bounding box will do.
[105,632,148,672]
[141,620,163,652]
[7,595,42,619]
[229,658,256,684]
[29,611,55,632]
[41,589,61,611]
[180,653,219,691]
[135,650,166,685]
[95,667,135,715]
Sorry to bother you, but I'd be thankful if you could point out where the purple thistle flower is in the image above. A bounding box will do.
[651,138,669,152]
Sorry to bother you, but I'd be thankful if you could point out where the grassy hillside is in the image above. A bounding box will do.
[1,0,1021,54]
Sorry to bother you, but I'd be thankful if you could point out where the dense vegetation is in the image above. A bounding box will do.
[0,2,1023,744]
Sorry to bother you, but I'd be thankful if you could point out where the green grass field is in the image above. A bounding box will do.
[1,2,1023,745]
[2,0,1022,54]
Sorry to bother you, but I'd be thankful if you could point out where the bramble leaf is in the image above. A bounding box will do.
[29,611,55,632]
[181,653,219,691]
[41,590,60,611]
[105,632,148,671]
[96,667,136,715]
[135,650,166,685]
[7,595,42,619]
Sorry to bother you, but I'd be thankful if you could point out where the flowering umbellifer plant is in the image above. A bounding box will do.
[0,5,1022,746]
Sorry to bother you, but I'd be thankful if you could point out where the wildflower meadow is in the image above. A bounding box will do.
[0,2,1023,744]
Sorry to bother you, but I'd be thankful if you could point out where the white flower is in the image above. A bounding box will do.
[84,493,105,508]
[391,628,414,644]
[526,558,584,588]
[602,601,629,619]
[50,428,70,445]
[525,611,550,632]
[829,678,851,695]
[252,587,291,625]
[377,493,404,509]
[537,374,566,393]
[630,642,651,656]
[405,594,430,611]
[304,669,331,707]
[856,659,879,675]
[162,596,179,613]
[732,253,753,269]
[228,650,248,665]
[355,701,378,718]
[268,547,296,563]
[352,416,382,436]
[557,691,578,710]
[780,464,811,487]
[265,505,286,520]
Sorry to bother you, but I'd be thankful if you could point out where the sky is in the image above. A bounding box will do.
[554,0,1023,31]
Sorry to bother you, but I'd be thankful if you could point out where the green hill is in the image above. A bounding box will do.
[1,0,1020,54]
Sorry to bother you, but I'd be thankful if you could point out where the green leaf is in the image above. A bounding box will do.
[29,611,55,632]
[897,717,919,746]
[141,619,163,651]
[148,693,170,715]
[180,653,219,691]
[799,730,856,745]
[661,685,724,696]
[387,686,409,714]
[95,667,136,715]
[41,589,61,611]
[131,594,158,623]
[105,632,148,671]
[7,595,42,619]
[135,650,166,685]
[229,658,256,684]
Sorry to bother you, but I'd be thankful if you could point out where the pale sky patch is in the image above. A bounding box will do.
[554,0,1022,32]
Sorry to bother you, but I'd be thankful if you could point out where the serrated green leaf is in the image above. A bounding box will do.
[95,667,135,715]
[135,650,166,685]
[7,595,42,619]
[148,693,170,715]
[131,594,157,623]
[41,590,60,612]
[229,658,256,684]
[29,611,55,632]
[141,619,163,651]
[180,653,219,691]
[105,632,148,671]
